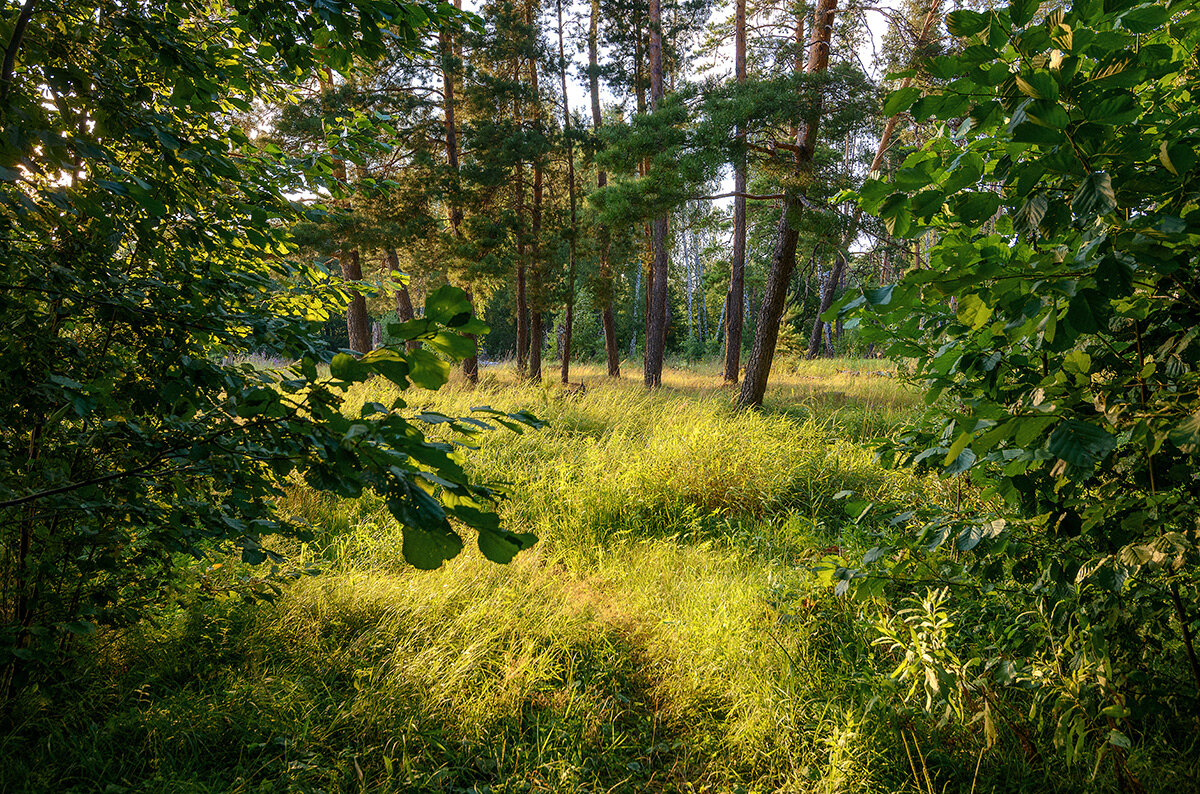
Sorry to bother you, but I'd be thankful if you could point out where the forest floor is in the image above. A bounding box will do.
[4,359,1193,793]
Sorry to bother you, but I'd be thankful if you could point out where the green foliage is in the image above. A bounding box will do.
[834,0,1200,772]
[0,0,537,696]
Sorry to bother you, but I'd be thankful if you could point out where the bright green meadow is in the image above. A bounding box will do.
[3,361,1195,793]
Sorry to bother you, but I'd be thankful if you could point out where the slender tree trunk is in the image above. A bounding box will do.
[527,33,544,383]
[631,264,641,357]
[320,72,371,356]
[557,0,578,385]
[684,230,694,340]
[806,0,938,358]
[644,0,668,387]
[515,161,529,377]
[738,0,836,408]
[634,18,653,374]
[723,0,748,384]
[715,292,726,344]
[441,15,477,382]
[590,0,620,377]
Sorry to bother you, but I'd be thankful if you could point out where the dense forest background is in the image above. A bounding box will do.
[290,0,920,397]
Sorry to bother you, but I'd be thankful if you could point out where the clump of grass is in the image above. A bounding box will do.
[333,364,933,570]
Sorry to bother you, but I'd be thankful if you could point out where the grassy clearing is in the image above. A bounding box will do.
[4,361,1194,792]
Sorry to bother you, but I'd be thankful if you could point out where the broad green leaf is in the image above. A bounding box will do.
[1062,349,1091,375]
[883,86,922,116]
[1065,288,1108,334]
[361,348,410,386]
[406,348,451,390]
[947,9,991,37]
[1014,193,1048,236]
[1009,0,1038,26]
[425,331,476,361]
[1047,420,1117,467]
[1168,411,1200,452]
[944,448,977,476]
[1108,729,1132,749]
[1158,140,1197,176]
[1084,92,1140,125]
[944,430,973,467]
[387,318,432,340]
[1117,4,1169,33]
[330,352,370,382]
[424,284,473,325]
[1016,72,1058,100]
[952,191,1002,225]
[60,620,97,635]
[1026,101,1070,129]
[400,523,464,570]
[1070,171,1116,217]
[911,189,946,218]
[957,293,994,329]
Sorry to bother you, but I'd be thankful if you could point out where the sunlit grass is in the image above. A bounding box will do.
[8,358,1164,794]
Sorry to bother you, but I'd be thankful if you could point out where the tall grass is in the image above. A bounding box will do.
[7,361,1188,793]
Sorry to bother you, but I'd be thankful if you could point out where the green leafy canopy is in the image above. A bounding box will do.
[829,0,1200,756]
[0,0,538,690]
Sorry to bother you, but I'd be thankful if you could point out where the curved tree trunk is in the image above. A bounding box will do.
[738,0,836,408]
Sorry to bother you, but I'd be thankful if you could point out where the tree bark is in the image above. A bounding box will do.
[0,0,37,106]
[557,0,578,385]
[644,0,669,387]
[590,0,621,377]
[319,72,371,357]
[386,247,420,352]
[527,31,544,383]
[515,160,529,377]
[737,0,836,408]
[441,14,477,382]
[342,249,372,354]
[723,0,748,384]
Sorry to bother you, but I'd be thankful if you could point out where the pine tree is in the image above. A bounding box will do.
[737,0,837,407]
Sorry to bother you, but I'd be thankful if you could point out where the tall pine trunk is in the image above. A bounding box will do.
[634,18,653,373]
[590,0,620,377]
[644,0,668,387]
[723,0,747,384]
[441,13,477,382]
[737,0,836,408]
[556,0,577,385]
[515,160,529,377]
[321,71,371,356]
[527,31,544,383]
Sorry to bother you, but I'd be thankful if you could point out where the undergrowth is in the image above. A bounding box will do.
[3,362,1196,792]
